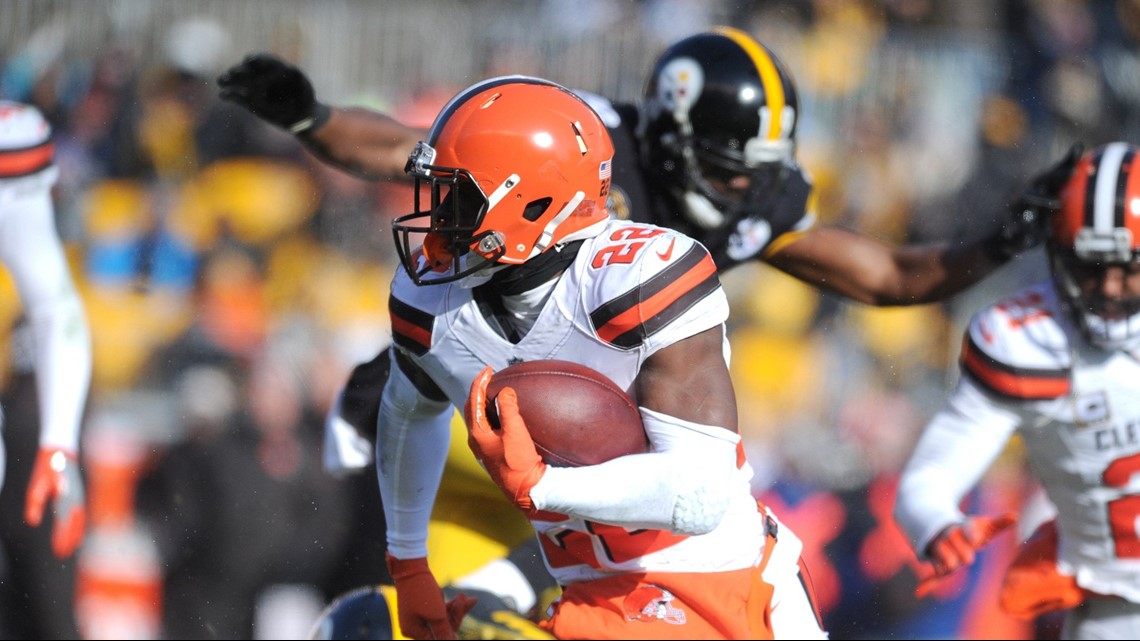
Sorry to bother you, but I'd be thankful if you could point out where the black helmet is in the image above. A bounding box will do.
[309,585,395,640]
[641,27,800,229]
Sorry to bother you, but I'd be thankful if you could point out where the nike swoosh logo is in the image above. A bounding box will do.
[656,238,676,261]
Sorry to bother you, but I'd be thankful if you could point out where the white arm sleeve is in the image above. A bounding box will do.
[894,375,1020,556]
[0,174,91,452]
[529,407,738,535]
[375,352,454,559]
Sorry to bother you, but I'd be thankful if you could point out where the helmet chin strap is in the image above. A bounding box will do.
[529,191,584,257]
[485,240,584,296]
[452,257,509,289]
[682,191,725,229]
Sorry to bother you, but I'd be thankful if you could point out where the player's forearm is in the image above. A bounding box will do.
[29,292,91,451]
[531,408,739,535]
[376,363,454,558]
[532,451,722,533]
[768,227,993,306]
[885,241,1002,305]
[301,106,425,182]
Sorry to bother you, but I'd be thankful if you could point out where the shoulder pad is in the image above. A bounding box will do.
[388,270,447,357]
[0,101,53,179]
[579,222,724,349]
[960,284,1072,400]
[0,101,50,147]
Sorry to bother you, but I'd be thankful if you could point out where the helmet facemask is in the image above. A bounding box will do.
[675,131,794,230]
[1049,241,1140,352]
[393,142,507,286]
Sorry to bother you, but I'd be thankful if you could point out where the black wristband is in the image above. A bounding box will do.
[290,102,331,135]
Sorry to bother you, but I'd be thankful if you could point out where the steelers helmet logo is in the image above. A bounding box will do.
[656,57,704,122]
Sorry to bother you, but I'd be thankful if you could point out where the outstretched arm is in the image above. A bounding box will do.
[218,53,425,181]
[766,226,1003,306]
[303,106,425,181]
[767,144,1083,306]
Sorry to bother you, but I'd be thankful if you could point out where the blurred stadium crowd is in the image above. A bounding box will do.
[1,0,1139,639]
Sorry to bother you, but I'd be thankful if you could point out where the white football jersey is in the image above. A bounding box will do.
[389,219,768,583]
[896,281,1140,601]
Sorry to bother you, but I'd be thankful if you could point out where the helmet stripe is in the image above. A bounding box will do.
[1094,142,1128,232]
[1126,149,1140,247]
[1082,148,1101,231]
[1115,147,1135,229]
[715,26,785,143]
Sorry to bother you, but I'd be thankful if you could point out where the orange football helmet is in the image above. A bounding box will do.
[392,76,614,286]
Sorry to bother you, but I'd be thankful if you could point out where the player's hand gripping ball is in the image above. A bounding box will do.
[483,360,648,467]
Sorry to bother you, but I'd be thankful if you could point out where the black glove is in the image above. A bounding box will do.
[985,142,1085,262]
[217,53,330,134]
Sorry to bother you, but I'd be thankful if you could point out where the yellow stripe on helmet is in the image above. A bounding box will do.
[378,584,410,640]
[714,26,786,143]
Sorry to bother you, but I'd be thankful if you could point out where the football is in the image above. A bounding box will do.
[484,360,648,467]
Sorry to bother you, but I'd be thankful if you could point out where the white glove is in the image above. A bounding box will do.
[322,396,373,477]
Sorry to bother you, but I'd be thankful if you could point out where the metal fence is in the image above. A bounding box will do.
[0,0,716,104]
[0,0,1002,108]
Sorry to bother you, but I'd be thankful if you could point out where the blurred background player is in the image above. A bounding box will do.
[217,25,1064,633]
[0,100,93,639]
[893,142,1140,640]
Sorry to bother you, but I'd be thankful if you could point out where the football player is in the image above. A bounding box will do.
[0,100,93,638]
[217,27,1061,635]
[894,142,1140,640]
[384,74,825,639]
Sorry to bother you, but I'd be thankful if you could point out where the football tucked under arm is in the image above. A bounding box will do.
[529,407,739,535]
[483,360,649,467]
